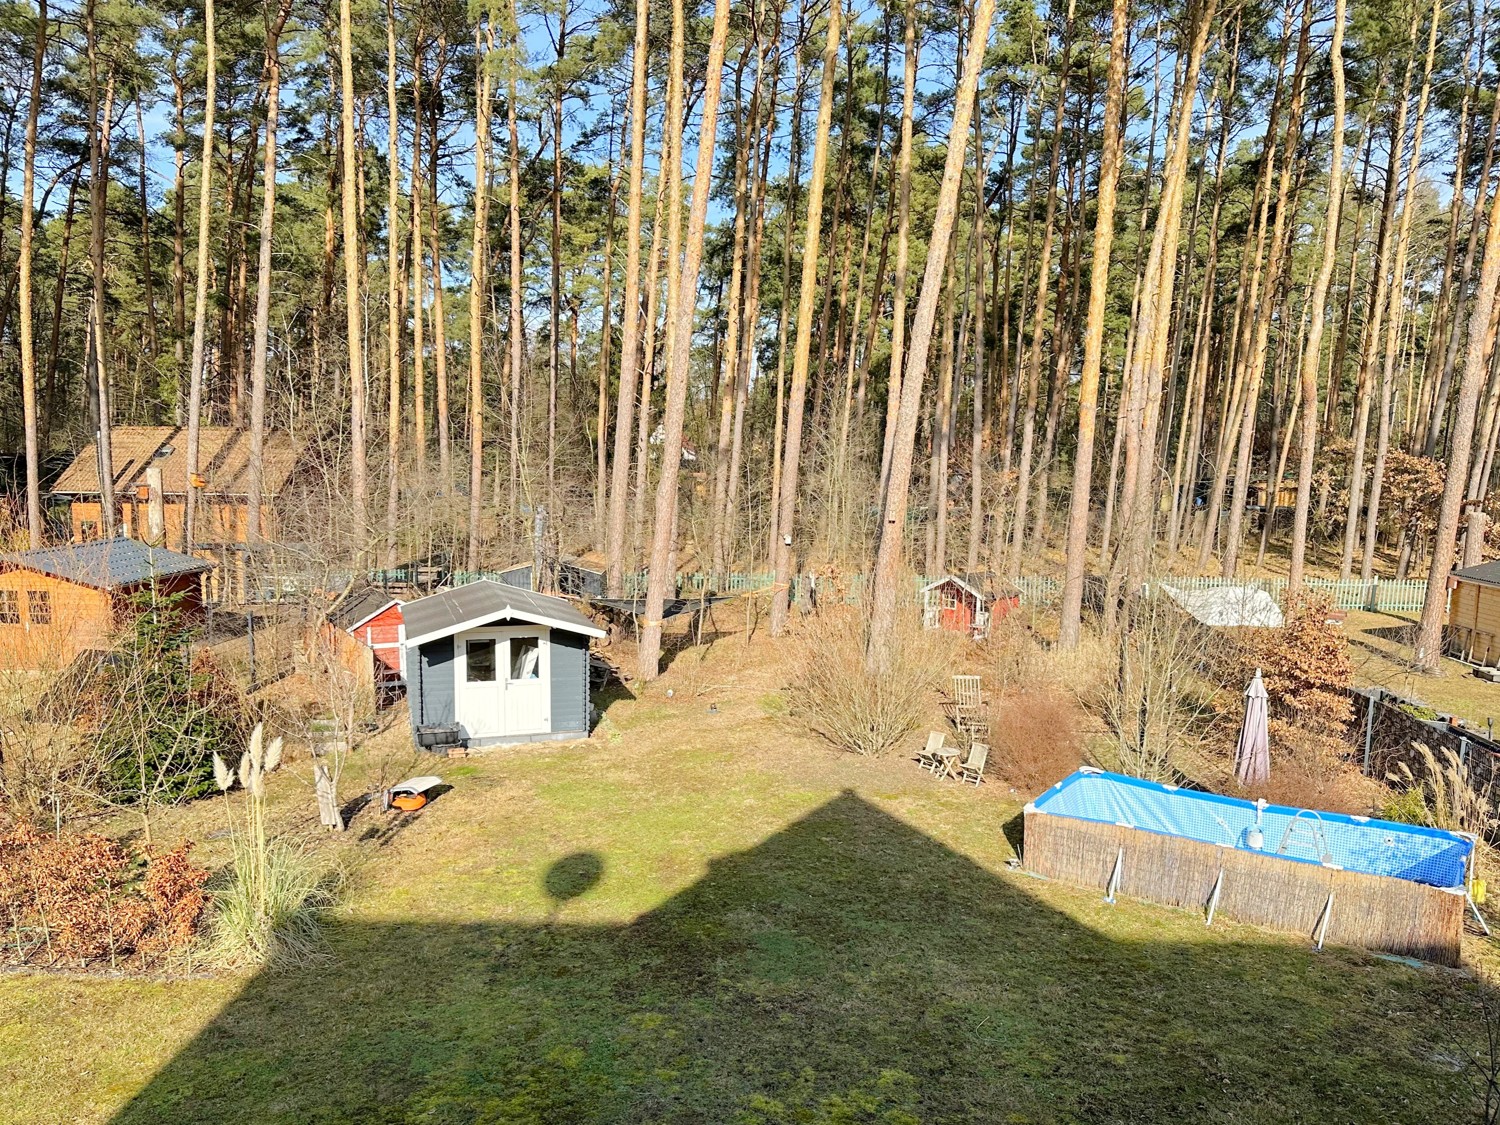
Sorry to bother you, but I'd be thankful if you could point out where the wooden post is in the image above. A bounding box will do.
[145,464,166,544]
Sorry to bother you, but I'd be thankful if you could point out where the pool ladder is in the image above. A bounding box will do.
[1277,809,1335,866]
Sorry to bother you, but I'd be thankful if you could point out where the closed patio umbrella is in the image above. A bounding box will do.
[1235,669,1271,787]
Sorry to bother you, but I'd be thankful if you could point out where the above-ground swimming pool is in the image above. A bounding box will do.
[1024,770,1476,965]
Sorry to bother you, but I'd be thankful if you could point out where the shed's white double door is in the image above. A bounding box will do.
[456,627,549,738]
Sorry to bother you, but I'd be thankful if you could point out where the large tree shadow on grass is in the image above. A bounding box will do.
[114,792,1479,1124]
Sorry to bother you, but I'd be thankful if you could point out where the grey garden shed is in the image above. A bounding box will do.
[402,580,606,747]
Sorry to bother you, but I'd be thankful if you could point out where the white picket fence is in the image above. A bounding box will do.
[446,567,1430,612]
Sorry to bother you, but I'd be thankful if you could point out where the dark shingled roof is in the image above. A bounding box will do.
[401,580,606,645]
[330,587,401,630]
[1453,561,1500,588]
[0,538,212,590]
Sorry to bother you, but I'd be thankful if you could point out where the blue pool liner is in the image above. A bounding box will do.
[1031,769,1473,890]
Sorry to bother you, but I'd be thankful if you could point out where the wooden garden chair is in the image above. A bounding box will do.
[951,675,984,712]
[946,676,989,747]
[956,742,989,787]
[915,731,948,773]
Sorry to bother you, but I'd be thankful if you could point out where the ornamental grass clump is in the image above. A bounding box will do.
[208,724,331,967]
[1387,742,1498,841]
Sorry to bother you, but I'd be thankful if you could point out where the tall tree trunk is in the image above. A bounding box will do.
[183,0,219,550]
[246,0,292,546]
[338,0,368,544]
[18,0,46,547]
[868,0,997,663]
[632,176,669,571]
[410,40,426,482]
[172,49,187,386]
[728,46,780,566]
[1426,35,1500,456]
[1112,0,1217,601]
[769,0,842,637]
[548,1,569,503]
[877,0,918,501]
[637,0,733,679]
[1340,22,1418,578]
[1007,19,1073,577]
[42,170,79,448]
[1058,0,1129,648]
[507,9,524,548]
[710,55,755,580]
[966,104,990,575]
[84,2,116,538]
[1361,0,1442,581]
[604,0,650,596]
[1220,0,1308,578]
[595,113,623,548]
[1415,138,1500,669]
[384,0,403,566]
[465,23,493,568]
[430,34,451,488]
[134,98,159,371]
[1287,0,1345,592]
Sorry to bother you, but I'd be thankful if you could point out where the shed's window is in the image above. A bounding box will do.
[941,588,959,610]
[0,592,17,625]
[466,639,496,682]
[27,590,51,626]
[510,636,540,680]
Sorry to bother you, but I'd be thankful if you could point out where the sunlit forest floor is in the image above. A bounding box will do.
[2,629,1494,1124]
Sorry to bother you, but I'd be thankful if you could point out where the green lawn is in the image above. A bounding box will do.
[1346,609,1500,730]
[1,638,1492,1123]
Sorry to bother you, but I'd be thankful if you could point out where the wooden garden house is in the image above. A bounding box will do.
[51,426,303,550]
[402,580,605,749]
[921,575,1016,638]
[1447,561,1500,667]
[0,539,212,670]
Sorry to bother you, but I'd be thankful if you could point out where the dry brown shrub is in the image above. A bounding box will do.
[1239,725,1379,815]
[1092,598,1220,781]
[0,826,209,967]
[1239,593,1354,747]
[788,608,952,757]
[988,689,1088,793]
[985,615,1111,702]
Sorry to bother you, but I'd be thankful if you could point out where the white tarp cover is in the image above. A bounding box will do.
[1158,583,1285,628]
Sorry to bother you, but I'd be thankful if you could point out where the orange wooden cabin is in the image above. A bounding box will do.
[51,426,303,550]
[0,539,212,670]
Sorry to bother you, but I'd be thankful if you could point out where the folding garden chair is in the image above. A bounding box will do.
[956,742,989,786]
[915,731,948,773]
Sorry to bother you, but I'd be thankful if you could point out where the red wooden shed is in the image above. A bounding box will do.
[317,587,407,706]
[920,574,1018,639]
[344,595,406,676]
